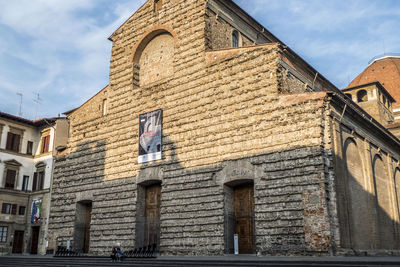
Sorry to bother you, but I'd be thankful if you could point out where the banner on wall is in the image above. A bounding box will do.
[31,199,42,224]
[138,109,162,163]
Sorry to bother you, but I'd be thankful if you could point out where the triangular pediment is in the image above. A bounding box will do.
[4,159,22,167]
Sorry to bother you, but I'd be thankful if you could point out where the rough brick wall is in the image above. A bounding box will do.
[48,0,337,256]
[205,8,254,50]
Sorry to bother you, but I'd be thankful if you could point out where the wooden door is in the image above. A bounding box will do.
[83,203,92,253]
[31,227,40,254]
[234,184,254,254]
[145,184,161,246]
[12,230,24,253]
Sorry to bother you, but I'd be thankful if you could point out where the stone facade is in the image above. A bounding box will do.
[47,0,400,257]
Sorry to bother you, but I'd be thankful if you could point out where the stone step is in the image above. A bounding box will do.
[1,256,400,267]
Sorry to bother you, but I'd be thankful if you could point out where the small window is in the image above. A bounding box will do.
[232,30,239,48]
[40,134,50,154]
[155,0,162,12]
[357,90,368,102]
[5,169,16,189]
[27,141,33,155]
[345,93,352,100]
[6,132,21,152]
[0,226,7,243]
[22,176,29,191]
[11,204,17,215]
[1,203,11,214]
[32,171,45,191]
[102,99,108,116]
[19,206,26,216]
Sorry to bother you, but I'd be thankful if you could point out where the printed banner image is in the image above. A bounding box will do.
[31,199,42,224]
[138,109,162,163]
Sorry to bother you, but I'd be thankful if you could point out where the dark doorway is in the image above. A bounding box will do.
[234,183,255,254]
[145,184,161,247]
[83,203,92,253]
[12,230,24,253]
[31,227,40,254]
[74,201,92,253]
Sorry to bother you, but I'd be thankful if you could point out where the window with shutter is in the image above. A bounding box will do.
[1,203,7,214]
[40,135,50,153]
[6,132,13,150]
[38,171,44,190]
[22,176,29,191]
[32,173,38,191]
[27,141,33,155]
[6,132,21,152]
[13,134,20,152]
[5,169,16,189]
[19,206,26,215]
[11,204,17,215]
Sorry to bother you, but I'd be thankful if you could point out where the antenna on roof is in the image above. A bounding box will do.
[33,92,42,120]
[16,92,23,117]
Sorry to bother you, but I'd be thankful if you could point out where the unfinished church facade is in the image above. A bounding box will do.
[47,0,400,256]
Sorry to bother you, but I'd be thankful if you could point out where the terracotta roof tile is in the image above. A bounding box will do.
[348,57,400,108]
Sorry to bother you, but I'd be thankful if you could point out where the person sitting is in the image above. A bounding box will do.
[110,247,117,262]
[116,247,125,262]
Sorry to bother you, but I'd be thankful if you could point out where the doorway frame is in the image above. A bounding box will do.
[224,179,256,255]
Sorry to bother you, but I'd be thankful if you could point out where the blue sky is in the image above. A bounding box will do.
[0,0,399,119]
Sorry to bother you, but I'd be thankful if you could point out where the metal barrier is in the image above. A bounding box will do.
[135,216,160,248]
[368,53,400,65]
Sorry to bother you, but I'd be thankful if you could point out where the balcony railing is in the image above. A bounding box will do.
[369,53,400,65]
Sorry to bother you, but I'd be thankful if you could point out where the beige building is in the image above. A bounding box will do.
[0,112,68,255]
[47,0,400,256]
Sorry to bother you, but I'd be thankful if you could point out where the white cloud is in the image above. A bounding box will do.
[0,0,399,119]
[234,0,400,88]
[0,0,146,119]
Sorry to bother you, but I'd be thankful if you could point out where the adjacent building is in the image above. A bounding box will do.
[345,55,400,138]
[47,0,400,257]
[0,112,67,255]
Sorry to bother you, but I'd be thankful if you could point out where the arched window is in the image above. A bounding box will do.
[232,30,239,48]
[154,0,162,12]
[394,168,400,221]
[373,155,395,248]
[357,90,368,102]
[342,138,374,249]
[138,33,175,86]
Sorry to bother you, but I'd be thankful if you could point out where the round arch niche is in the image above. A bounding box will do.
[133,31,175,87]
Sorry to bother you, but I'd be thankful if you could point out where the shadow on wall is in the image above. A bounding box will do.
[49,133,400,256]
[137,133,400,256]
[136,135,332,256]
[337,138,400,253]
[49,140,107,255]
